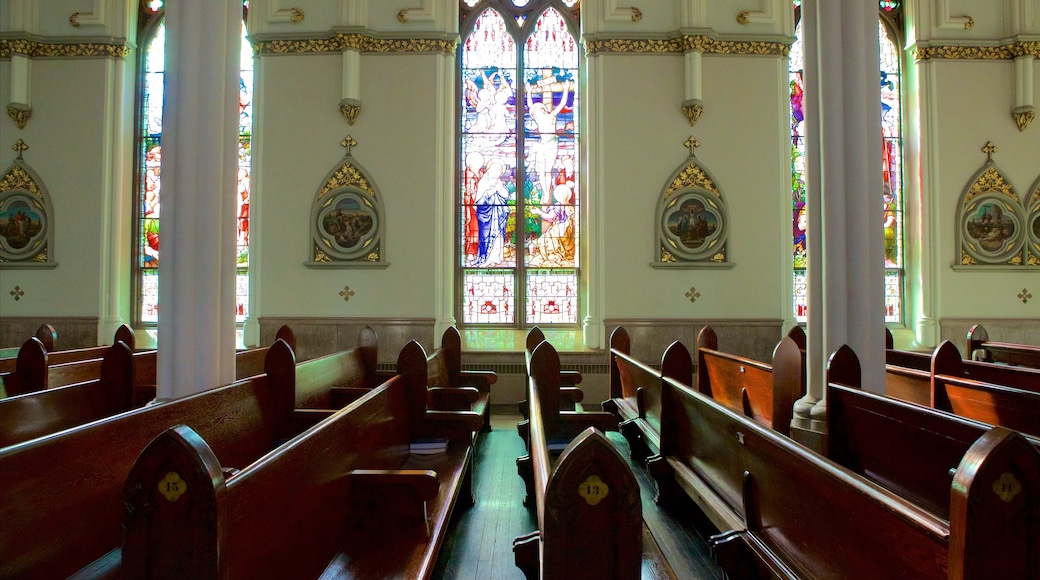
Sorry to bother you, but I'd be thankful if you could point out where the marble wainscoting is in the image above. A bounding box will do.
[259,317,437,364]
[603,318,787,365]
[939,318,1040,356]
[0,316,99,350]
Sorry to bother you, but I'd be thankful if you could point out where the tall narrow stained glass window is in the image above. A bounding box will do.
[459,0,580,327]
[790,1,904,323]
[134,1,253,326]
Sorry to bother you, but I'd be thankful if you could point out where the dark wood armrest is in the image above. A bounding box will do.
[348,469,440,501]
[460,369,497,389]
[330,386,371,407]
[428,386,480,410]
[560,386,584,403]
[560,370,583,385]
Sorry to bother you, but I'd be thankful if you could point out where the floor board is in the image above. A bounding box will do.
[432,412,725,579]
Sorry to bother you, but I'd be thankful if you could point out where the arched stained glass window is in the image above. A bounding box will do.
[458,0,580,327]
[134,0,252,326]
[790,1,904,323]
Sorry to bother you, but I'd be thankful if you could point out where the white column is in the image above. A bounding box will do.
[98,56,128,344]
[435,49,458,343]
[582,47,604,350]
[792,0,886,444]
[157,0,241,399]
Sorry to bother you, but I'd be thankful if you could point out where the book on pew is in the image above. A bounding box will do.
[547,438,570,453]
[410,437,449,454]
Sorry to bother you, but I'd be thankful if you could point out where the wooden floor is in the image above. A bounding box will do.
[431,410,726,579]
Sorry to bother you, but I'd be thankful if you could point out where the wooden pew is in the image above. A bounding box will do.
[0,342,136,447]
[602,326,692,461]
[647,372,1040,578]
[826,380,1040,522]
[0,324,136,397]
[839,341,1040,437]
[392,338,493,438]
[968,323,1040,369]
[88,367,479,579]
[512,341,647,580]
[516,339,618,505]
[695,325,803,436]
[518,325,584,418]
[423,326,496,432]
[884,339,1040,406]
[0,339,358,579]
[109,324,298,405]
[932,341,1040,438]
[0,323,55,361]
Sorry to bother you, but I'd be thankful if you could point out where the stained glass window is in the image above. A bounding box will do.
[459,1,580,326]
[134,1,252,325]
[790,4,904,324]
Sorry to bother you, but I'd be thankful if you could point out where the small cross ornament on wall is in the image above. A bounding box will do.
[684,136,701,157]
[341,135,358,156]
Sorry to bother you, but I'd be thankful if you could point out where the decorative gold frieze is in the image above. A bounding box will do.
[914,41,1040,61]
[661,154,719,199]
[7,106,31,129]
[585,36,789,57]
[254,34,456,56]
[0,39,130,59]
[965,168,1016,205]
[1013,110,1035,132]
[0,165,42,198]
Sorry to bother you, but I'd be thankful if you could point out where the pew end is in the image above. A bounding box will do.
[122,424,224,580]
[949,426,1040,577]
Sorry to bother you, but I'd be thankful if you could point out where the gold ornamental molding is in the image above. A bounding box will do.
[585,35,789,57]
[0,38,131,59]
[682,102,704,126]
[7,106,31,130]
[664,137,720,198]
[1013,109,1035,132]
[253,33,456,56]
[914,41,1040,61]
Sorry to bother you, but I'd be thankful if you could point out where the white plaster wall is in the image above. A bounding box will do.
[930,59,1040,319]
[0,58,108,317]
[599,53,787,319]
[255,52,440,318]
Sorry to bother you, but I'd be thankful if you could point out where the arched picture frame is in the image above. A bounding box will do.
[955,158,1027,267]
[306,139,388,268]
[652,138,732,268]
[0,155,56,268]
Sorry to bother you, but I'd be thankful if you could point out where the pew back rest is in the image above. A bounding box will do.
[284,331,378,409]
[696,328,802,436]
[0,374,289,579]
[933,374,1040,437]
[825,382,1001,520]
[661,377,951,579]
[967,323,1040,369]
[0,342,135,447]
[123,379,411,579]
[881,345,930,405]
